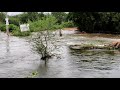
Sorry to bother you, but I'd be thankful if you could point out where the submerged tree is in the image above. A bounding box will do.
[31,30,57,63]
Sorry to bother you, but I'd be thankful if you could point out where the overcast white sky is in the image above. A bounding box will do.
[8,12,23,16]
[7,12,52,16]
[7,12,68,16]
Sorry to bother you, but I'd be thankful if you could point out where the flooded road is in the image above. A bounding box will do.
[0,33,40,78]
[1,30,120,78]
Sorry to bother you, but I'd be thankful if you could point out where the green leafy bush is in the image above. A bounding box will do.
[9,18,20,26]
[11,29,21,36]
[0,24,19,32]
[9,24,19,32]
[29,15,61,32]
[0,24,6,32]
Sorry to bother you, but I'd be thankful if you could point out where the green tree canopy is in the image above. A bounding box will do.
[19,12,45,23]
[69,12,120,34]
[51,12,68,24]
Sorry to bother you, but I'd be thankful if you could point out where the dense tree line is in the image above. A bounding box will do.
[68,12,120,34]
[0,12,44,25]
[0,12,71,26]
[51,12,68,24]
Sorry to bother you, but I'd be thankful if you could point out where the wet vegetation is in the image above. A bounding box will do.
[69,43,120,51]
[31,30,58,62]
[27,71,38,78]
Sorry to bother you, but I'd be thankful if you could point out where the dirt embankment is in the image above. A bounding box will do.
[63,27,78,30]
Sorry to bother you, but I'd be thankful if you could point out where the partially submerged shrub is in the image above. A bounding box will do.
[31,30,57,61]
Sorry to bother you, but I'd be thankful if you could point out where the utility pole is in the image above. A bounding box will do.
[5,12,9,36]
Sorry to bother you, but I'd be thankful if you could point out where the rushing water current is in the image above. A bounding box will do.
[1,30,120,78]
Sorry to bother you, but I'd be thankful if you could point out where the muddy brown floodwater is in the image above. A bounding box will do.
[1,30,120,78]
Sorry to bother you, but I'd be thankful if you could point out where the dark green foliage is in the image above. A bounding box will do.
[0,24,6,32]
[51,12,68,24]
[0,24,19,32]
[69,12,120,34]
[9,24,19,32]
[19,12,44,23]
[0,12,5,23]
[9,17,20,26]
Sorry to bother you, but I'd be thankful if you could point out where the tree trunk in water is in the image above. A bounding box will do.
[59,29,62,37]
